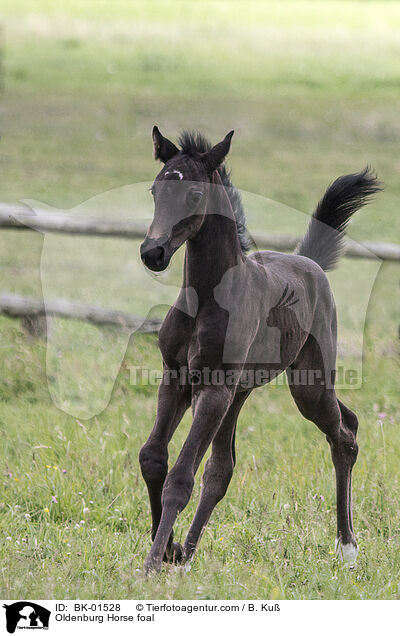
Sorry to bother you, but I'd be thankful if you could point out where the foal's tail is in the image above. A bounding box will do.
[295,167,382,271]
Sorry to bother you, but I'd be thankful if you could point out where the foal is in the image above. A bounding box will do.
[139,127,380,574]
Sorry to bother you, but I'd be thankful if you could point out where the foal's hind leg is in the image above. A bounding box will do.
[182,390,251,563]
[334,399,359,561]
[287,354,359,563]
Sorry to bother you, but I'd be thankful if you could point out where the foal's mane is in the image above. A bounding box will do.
[178,130,251,253]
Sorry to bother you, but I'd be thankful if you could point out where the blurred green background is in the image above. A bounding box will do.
[0,0,399,599]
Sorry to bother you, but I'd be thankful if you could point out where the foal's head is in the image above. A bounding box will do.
[140,126,234,272]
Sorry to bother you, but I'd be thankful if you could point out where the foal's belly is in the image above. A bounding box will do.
[160,293,312,382]
[233,319,310,390]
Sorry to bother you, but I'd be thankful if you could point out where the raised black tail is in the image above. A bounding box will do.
[295,167,382,271]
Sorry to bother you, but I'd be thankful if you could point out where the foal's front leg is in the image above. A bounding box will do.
[183,389,251,562]
[144,385,232,574]
[139,375,190,556]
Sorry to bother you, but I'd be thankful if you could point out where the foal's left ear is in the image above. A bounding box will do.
[152,126,179,163]
[202,130,234,174]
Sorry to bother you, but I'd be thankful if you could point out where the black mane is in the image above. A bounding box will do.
[178,130,251,253]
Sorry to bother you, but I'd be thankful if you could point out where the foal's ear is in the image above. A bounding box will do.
[202,130,234,174]
[152,126,179,163]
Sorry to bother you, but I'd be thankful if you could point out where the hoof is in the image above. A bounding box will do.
[164,542,185,564]
[335,538,358,566]
[144,554,162,576]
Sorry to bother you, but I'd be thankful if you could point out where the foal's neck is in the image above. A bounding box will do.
[184,183,244,304]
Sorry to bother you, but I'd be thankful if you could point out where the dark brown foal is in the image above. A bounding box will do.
[139,127,380,573]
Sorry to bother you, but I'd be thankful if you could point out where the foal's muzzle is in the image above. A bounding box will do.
[140,236,172,272]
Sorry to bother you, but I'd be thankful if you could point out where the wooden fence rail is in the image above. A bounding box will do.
[0,204,399,261]
[0,293,162,335]
[0,294,368,359]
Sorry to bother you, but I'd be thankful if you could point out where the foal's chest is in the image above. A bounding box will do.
[159,302,230,371]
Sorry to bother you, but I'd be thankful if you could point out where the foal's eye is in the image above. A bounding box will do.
[186,190,203,208]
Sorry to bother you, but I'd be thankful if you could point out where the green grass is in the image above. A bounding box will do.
[0,0,399,599]
[0,331,399,599]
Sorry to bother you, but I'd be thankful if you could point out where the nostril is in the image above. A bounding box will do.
[153,246,164,265]
[141,244,166,268]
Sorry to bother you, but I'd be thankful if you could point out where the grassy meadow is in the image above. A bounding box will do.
[0,0,399,599]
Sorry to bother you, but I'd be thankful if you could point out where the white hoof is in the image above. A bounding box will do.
[335,538,358,565]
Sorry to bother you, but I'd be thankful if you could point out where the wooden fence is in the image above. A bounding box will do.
[0,203,399,261]
[0,293,162,334]
[0,202,398,335]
